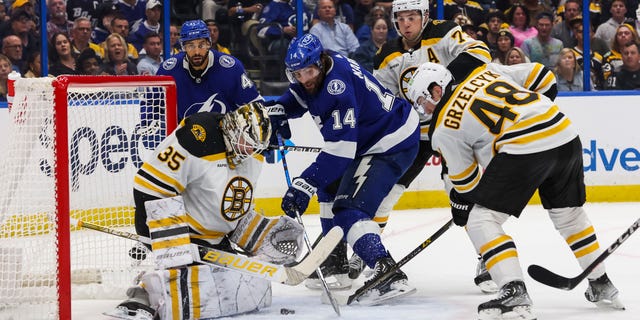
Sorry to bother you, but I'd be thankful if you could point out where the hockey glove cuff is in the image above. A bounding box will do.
[449,189,473,227]
[264,101,291,146]
[282,178,317,218]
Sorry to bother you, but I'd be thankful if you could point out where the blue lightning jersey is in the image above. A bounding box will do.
[157,50,262,121]
[276,53,420,190]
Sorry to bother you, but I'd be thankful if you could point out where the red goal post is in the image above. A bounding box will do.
[0,75,177,319]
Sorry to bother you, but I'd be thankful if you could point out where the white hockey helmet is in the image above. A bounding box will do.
[392,0,430,39]
[407,62,453,112]
[221,102,271,167]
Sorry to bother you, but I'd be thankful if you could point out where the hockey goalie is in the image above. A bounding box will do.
[106,103,307,320]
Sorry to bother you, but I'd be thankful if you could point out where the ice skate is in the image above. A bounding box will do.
[356,257,416,306]
[585,273,625,310]
[305,240,352,290]
[104,286,157,320]
[475,256,498,293]
[478,280,536,320]
[348,252,367,279]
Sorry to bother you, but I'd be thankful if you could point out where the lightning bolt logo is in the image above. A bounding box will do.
[353,157,372,197]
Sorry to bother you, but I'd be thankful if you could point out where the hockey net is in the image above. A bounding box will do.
[0,75,177,319]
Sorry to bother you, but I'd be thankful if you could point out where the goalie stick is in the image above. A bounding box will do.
[70,218,343,286]
[527,216,639,290]
[276,134,341,316]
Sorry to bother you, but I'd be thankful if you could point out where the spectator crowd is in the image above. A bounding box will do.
[1,0,640,101]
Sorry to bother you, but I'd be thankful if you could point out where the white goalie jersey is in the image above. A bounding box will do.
[133,112,263,245]
[430,65,577,194]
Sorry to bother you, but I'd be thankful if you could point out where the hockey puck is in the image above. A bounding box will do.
[280,308,295,315]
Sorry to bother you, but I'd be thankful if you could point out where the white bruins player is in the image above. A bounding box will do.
[407,62,624,320]
[352,0,494,291]
[110,102,308,320]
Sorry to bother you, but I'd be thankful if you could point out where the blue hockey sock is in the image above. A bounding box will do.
[353,233,390,268]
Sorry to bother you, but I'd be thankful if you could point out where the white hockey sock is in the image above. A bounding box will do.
[548,207,605,279]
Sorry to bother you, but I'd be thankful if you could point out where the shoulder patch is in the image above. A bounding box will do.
[327,79,346,95]
[162,57,178,70]
[219,55,236,68]
[191,124,206,142]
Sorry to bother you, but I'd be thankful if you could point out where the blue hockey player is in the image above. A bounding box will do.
[156,19,262,121]
[270,33,420,305]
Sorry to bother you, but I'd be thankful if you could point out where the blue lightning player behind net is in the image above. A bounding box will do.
[156,19,262,121]
[270,34,420,305]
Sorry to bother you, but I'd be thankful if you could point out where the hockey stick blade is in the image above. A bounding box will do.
[527,217,640,290]
[73,218,343,286]
[346,219,453,305]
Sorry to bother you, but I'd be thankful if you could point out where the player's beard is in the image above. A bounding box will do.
[188,53,208,68]
[301,73,323,95]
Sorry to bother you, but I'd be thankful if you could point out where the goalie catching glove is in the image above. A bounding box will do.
[230,209,305,265]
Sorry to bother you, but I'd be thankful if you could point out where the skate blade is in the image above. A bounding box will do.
[305,274,352,290]
[594,296,625,310]
[356,285,417,306]
[478,306,536,320]
[477,279,499,294]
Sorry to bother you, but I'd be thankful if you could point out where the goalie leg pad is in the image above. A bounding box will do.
[144,196,193,269]
[229,209,304,264]
[142,265,272,320]
[548,207,605,279]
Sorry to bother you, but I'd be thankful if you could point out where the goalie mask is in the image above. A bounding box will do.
[407,62,453,114]
[221,102,271,168]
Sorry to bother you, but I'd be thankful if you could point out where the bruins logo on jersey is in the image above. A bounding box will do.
[221,176,253,221]
[399,66,418,104]
[191,124,206,142]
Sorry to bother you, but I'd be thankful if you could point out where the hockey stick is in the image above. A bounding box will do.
[276,134,341,316]
[527,217,640,290]
[346,219,453,305]
[70,218,343,286]
[269,144,322,153]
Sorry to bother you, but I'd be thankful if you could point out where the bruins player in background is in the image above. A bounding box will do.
[353,0,495,292]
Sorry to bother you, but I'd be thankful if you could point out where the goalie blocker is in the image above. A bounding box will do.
[108,196,323,320]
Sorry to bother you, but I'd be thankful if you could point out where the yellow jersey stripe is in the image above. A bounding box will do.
[378,51,403,70]
[497,117,571,149]
[141,162,185,193]
[134,175,177,197]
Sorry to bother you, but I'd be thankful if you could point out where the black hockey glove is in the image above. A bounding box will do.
[449,189,473,227]
[264,100,291,147]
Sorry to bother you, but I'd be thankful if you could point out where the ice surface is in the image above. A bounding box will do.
[74,203,640,320]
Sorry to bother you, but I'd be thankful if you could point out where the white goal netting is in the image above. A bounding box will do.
[0,75,176,320]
